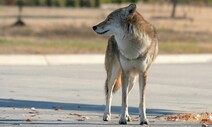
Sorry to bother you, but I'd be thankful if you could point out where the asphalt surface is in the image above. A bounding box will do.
[0,54,212,65]
[0,63,212,127]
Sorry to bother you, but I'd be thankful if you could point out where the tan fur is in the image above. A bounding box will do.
[113,69,121,93]
[93,4,158,125]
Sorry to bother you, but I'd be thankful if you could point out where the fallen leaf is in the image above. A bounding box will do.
[162,112,212,124]
[77,118,85,121]
[178,113,195,121]
[54,108,61,111]
[26,119,32,122]
[205,120,212,124]
[202,118,210,123]
[167,116,178,121]
[72,113,82,117]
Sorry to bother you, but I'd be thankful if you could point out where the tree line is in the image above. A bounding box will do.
[0,0,140,7]
[0,0,211,7]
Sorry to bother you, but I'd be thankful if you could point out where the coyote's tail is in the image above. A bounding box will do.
[112,72,121,93]
[105,71,122,96]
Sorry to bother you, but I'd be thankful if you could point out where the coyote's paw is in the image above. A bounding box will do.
[119,115,128,124]
[103,113,111,121]
[140,118,149,125]
[119,118,127,124]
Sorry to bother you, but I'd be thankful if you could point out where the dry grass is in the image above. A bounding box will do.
[0,37,107,54]
[0,25,211,54]
[0,4,212,54]
[1,3,212,33]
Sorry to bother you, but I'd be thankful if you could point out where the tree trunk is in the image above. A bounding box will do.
[171,0,177,18]
[13,0,25,26]
[46,0,52,7]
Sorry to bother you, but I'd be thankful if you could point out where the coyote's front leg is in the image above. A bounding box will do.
[119,72,130,124]
[139,73,149,125]
[103,41,121,121]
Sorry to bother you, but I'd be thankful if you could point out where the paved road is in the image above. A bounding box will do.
[0,63,211,126]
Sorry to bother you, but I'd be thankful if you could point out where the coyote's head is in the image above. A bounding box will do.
[92,4,137,35]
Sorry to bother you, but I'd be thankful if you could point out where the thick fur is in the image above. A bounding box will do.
[93,4,158,125]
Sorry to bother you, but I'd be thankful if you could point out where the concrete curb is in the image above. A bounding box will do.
[0,54,212,65]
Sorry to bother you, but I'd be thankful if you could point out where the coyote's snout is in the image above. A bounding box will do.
[93,4,158,125]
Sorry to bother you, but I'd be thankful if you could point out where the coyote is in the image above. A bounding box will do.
[93,4,158,125]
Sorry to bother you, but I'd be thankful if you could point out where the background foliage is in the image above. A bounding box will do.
[0,0,212,7]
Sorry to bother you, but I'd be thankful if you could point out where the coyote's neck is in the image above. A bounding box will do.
[115,31,151,60]
[114,11,152,60]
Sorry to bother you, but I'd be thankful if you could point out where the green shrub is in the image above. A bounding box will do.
[57,0,67,7]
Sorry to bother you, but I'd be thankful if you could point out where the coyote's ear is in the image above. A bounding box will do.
[127,4,136,15]
[123,4,136,18]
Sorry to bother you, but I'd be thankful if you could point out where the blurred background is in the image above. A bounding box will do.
[0,0,211,54]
